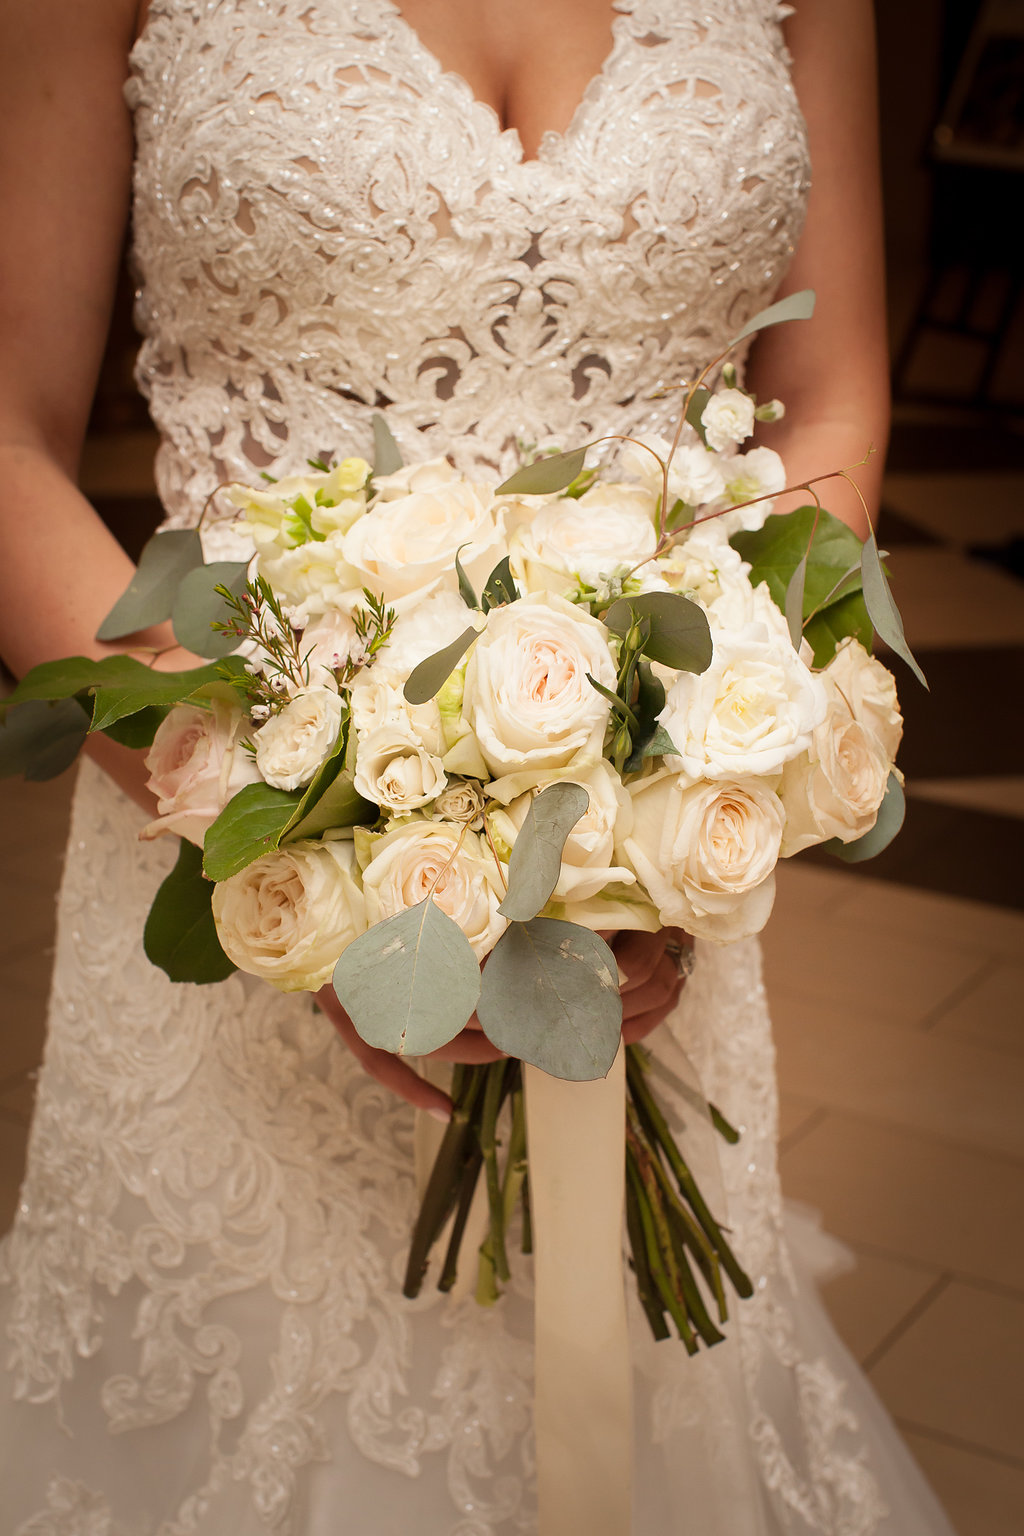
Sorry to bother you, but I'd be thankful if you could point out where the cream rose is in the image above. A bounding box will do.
[462,592,616,779]
[658,619,827,782]
[492,761,636,906]
[623,772,785,942]
[509,484,658,592]
[702,388,756,452]
[340,476,505,610]
[824,637,903,760]
[360,820,507,960]
[142,699,262,846]
[212,840,366,991]
[430,778,487,828]
[254,685,344,790]
[299,608,359,685]
[353,726,447,814]
[779,720,891,855]
[659,530,757,630]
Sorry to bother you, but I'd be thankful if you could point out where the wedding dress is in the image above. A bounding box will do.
[0,2,957,1532]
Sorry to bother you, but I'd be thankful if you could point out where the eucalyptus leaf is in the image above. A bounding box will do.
[203,782,302,880]
[96,528,204,641]
[802,590,873,668]
[481,556,517,612]
[729,288,815,348]
[143,838,237,984]
[604,591,712,674]
[495,446,589,497]
[498,782,590,922]
[171,560,250,658]
[403,624,479,705]
[332,898,481,1055]
[0,697,89,780]
[731,506,865,619]
[784,552,808,652]
[372,412,403,475]
[477,918,622,1081]
[455,545,478,610]
[684,385,712,446]
[824,773,906,863]
[861,534,928,689]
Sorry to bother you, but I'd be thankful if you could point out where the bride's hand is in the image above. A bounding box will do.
[315,925,690,1115]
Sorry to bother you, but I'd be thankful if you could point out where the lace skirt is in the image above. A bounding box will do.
[0,761,954,1535]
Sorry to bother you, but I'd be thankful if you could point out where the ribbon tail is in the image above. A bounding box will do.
[524,1043,633,1536]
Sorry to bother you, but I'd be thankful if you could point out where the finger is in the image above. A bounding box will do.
[316,988,453,1119]
[613,928,669,993]
[427,1033,507,1064]
[621,982,684,1044]
[620,955,681,1021]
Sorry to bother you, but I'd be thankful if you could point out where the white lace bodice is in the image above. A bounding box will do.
[126,0,809,518]
[5,6,954,1535]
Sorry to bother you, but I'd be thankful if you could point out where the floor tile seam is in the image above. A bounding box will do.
[785,1102,1024,1171]
[860,1272,951,1373]
[776,1105,828,1157]
[830,1234,1024,1300]
[917,954,1003,1032]
[895,1418,1024,1473]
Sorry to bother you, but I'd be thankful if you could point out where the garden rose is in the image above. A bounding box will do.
[779,718,891,855]
[658,619,827,781]
[353,726,447,814]
[212,840,365,991]
[491,761,636,906]
[254,685,344,790]
[509,484,658,592]
[360,820,507,960]
[462,592,616,780]
[623,772,785,942]
[824,637,903,760]
[142,699,261,846]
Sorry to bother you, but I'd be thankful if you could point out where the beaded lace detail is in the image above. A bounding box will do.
[2,2,899,1531]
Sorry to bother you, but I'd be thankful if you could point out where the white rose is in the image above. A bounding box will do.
[255,533,348,614]
[212,840,365,991]
[341,477,505,611]
[623,773,785,942]
[659,531,757,630]
[142,699,261,846]
[779,720,891,855]
[621,434,726,509]
[360,819,507,960]
[299,608,359,685]
[509,484,658,592]
[353,725,447,813]
[429,778,487,829]
[492,760,637,906]
[701,388,756,452]
[371,457,461,499]
[348,671,446,756]
[254,685,344,790]
[462,592,616,780]
[824,637,903,761]
[381,589,483,678]
[659,619,827,782]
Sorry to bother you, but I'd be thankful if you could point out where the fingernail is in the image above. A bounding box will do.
[427,1105,452,1124]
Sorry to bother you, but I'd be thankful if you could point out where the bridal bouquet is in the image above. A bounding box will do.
[0,291,923,1347]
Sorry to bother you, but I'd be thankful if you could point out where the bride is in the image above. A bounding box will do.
[0,0,956,1531]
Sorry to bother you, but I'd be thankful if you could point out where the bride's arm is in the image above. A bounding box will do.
[0,0,193,811]
[745,0,889,538]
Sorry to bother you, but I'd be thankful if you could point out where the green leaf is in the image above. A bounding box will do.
[143,838,237,984]
[481,556,517,612]
[623,660,668,773]
[684,385,712,446]
[585,672,639,728]
[281,726,372,842]
[171,560,250,658]
[861,533,928,689]
[372,412,403,475]
[202,782,302,880]
[729,288,816,348]
[784,551,808,652]
[640,723,679,761]
[96,529,204,641]
[454,545,478,610]
[100,705,169,750]
[498,782,590,922]
[731,506,865,618]
[90,658,246,733]
[604,591,713,674]
[0,698,89,780]
[824,773,906,863]
[802,590,873,668]
[403,624,479,705]
[332,898,481,1055]
[495,446,589,497]
[476,918,622,1081]
[5,654,147,708]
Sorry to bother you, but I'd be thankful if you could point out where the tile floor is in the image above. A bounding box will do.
[1,426,1022,1532]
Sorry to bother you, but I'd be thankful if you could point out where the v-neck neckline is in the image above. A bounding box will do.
[376,0,633,166]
